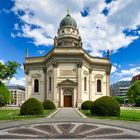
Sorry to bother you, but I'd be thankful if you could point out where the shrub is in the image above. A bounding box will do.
[43,100,56,110]
[20,98,44,115]
[81,100,94,110]
[135,96,140,107]
[90,96,120,116]
[112,96,124,104]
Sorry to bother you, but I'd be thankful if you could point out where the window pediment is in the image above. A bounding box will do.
[32,74,41,78]
[58,79,77,85]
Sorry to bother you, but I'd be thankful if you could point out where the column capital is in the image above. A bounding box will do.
[43,68,47,73]
[89,68,93,74]
[25,70,29,75]
[52,61,58,68]
[77,61,82,68]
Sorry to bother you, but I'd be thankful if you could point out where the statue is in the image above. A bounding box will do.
[107,49,110,58]
[54,36,57,47]
[26,48,28,57]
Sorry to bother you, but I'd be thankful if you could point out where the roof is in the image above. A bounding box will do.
[132,74,140,81]
[60,13,77,28]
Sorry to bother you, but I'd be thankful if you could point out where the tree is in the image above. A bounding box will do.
[0,61,20,106]
[0,61,20,82]
[0,82,11,106]
[135,96,140,107]
[112,96,124,104]
[127,80,140,106]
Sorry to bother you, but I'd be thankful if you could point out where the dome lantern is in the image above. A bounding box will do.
[55,10,82,48]
[59,10,77,28]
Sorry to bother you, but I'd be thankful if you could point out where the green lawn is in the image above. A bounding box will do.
[0,109,55,121]
[81,109,140,121]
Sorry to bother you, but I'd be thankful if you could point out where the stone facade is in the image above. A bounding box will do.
[24,12,112,108]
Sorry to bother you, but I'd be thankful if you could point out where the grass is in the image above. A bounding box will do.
[0,109,56,121]
[80,109,140,121]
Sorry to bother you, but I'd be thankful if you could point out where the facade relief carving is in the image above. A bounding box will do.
[94,74,103,79]
[60,69,76,76]
[47,70,52,75]
[83,70,89,75]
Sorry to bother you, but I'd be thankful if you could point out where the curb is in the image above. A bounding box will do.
[74,108,87,118]
[46,108,60,118]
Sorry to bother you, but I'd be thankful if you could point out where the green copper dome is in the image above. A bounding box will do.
[60,13,77,28]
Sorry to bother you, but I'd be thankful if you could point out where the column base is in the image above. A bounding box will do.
[53,100,59,107]
[76,100,82,108]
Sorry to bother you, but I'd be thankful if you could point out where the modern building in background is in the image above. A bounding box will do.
[110,81,131,98]
[131,74,140,83]
[7,85,25,106]
[24,11,112,108]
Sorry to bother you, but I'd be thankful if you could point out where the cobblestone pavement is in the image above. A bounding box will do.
[0,122,140,139]
[0,108,140,139]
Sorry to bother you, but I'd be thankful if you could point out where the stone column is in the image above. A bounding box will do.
[43,68,47,101]
[73,87,77,107]
[25,70,29,100]
[52,61,58,107]
[89,68,93,100]
[77,61,82,108]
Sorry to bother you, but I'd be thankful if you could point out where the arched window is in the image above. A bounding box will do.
[84,77,87,91]
[34,79,39,92]
[97,79,101,92]
[49,76,52,91]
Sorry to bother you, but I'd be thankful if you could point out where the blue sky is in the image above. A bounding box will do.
[0,0,140,85]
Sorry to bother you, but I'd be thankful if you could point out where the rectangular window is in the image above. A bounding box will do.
[84,77,87,91]
[49,77,51,91]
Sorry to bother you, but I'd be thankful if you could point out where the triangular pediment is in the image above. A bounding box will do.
[58,79,77,85]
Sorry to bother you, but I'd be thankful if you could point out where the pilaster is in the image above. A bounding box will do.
[43,68,47,101]
[106,72,110,96]
[52,61,59,106]
[89,68,93,100]
[77,61,82,107]
[25,71,29,100]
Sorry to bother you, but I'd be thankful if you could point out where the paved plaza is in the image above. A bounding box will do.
[0,108,140,139]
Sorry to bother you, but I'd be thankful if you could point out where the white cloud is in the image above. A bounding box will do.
[11,0,140,56]
[9,77,25,86]
[0,59,4,64]
[113,66,140,82]
[111,65,117,73]
[37,50,46,55]
[119,77,132,81]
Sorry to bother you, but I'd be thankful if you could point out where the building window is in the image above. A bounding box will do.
[84,77,87,91]
[97,79,101,92]
[49,77,52,91]
[34,79,39,92]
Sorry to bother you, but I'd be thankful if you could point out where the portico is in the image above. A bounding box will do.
[58,79,77,107]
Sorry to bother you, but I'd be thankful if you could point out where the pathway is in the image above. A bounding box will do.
[52,108,82,119]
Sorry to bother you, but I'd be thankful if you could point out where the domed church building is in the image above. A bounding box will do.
[24,11,112,108]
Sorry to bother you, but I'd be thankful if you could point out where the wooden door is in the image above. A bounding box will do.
[64,96,72,107]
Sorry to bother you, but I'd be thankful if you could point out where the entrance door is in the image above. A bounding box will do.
[64,95,72,107]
